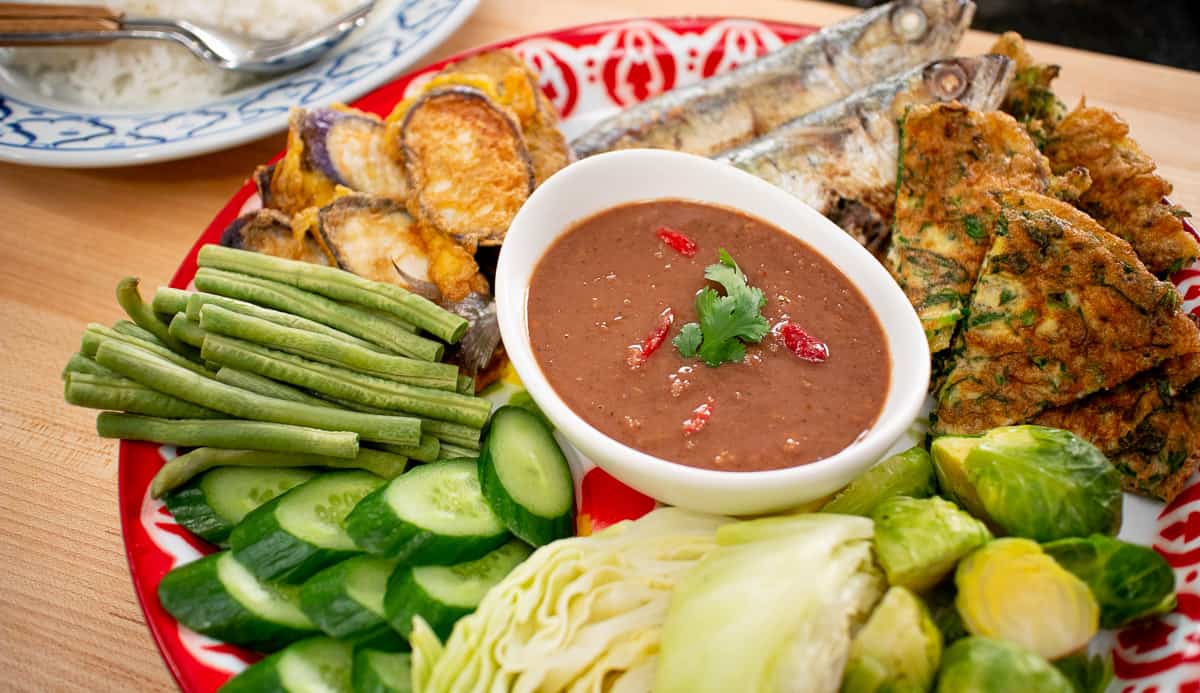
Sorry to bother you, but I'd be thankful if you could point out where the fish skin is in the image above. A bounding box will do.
[717,54,1015,255]
[570,0,975,158]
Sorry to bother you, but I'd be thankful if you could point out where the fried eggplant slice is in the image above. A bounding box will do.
[989,31,1065,148]
[1109,386,1200,503]
[293,194,486,303]
[265,108,407,216]
[1046,105,1198,275]
[219,208,330,266]
[437,50,571,185]
[401,87,535,248]
[933,190,1200,434]
[886,103,1090,352]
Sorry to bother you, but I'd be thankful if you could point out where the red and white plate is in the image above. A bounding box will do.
[117,17,1200,692]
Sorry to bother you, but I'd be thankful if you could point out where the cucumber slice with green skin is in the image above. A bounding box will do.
[166,467,319,545]
[345,459,508,565]
[231,470,385,584]
[158,551,317,651]
[478,406,575,546]
[354,650,413,693]
[384,539,531,638]
[219,636,353,693]
[299,555,405,650]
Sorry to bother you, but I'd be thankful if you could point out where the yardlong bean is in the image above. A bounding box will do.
[65,373,223,419]
[420,419,483,449]
[199,304,457,390]
[116,277,193,356]
[194,268,442,361]
[200,334,491,427]
[168,314,209,349]
[214,367,334,408]
[149,446,408,498]
[113,320,166,347]
[152,287,191,316]
[82,323,212,377]
[62,352,120,380]
[95,339,421,446]
[197,244,467,343]
[97,413,359,459]
[185,291,405,350]
[371,434,440,463]
[456,373,476,395]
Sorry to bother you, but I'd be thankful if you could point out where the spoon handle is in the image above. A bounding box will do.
[0,2,122,44]
[0,3,119,18]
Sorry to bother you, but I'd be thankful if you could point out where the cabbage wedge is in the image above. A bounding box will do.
[655,514,885,693]
[411,508,729,692]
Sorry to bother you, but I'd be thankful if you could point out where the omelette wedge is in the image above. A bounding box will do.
[933,190,1200,434]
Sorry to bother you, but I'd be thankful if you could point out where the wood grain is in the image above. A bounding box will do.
[1,0,1197,690]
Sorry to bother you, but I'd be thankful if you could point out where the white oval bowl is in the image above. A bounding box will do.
[496,149,930,516]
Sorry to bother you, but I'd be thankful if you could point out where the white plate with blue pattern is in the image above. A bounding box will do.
[0,0,476,168]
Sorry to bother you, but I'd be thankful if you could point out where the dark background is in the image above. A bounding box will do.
[833,0,1200,71]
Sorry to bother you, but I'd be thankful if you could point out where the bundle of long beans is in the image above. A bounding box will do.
[63,246,491,494]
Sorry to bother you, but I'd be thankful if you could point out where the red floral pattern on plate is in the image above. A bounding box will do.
[116,16,1200,693]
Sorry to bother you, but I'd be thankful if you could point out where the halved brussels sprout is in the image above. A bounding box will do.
[843,586,942,693]
[936,637,1074,693]
[931,426,1122,542]
[821,446,936,516]
[1043,535,1176,629]
[955,538,1099,661]
[872,496,992,591]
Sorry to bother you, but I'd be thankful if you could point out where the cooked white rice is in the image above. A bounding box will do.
[2,0,367,108]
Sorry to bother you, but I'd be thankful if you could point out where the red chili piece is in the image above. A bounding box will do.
[777,321,829,363]
[682,397,715,436]
[627,307,675,367]
[655,226,698,258]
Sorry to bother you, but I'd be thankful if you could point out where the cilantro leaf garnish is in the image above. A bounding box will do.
[672,249,770,367]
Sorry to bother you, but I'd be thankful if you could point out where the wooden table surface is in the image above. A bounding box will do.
[1,0,1198,689]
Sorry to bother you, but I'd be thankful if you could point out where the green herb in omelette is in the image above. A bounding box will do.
[673,249,769,367]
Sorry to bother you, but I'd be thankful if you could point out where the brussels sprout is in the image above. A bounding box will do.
[872,496,992,591]
[936,637,1074,693]
[822,446,937,516]
[1043,535,1177,629]
[925,582,968,646]
[1053,652,1113,693]
[931,426,1122,542]
[842,587,942,693]
[955,538,1099,660]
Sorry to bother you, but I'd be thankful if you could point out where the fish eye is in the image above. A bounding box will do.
[891,6,929,41]
[927,61,969,100]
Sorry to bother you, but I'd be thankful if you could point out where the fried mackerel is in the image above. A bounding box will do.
[933,190,1200,435]
[1033,350,1200,502]
[719,54,1013,256]
[1046,105,1198,275]
[887,102,1090,352]
[571,0,974,157]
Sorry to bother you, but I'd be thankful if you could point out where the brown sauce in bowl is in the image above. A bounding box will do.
[527,200,890,472]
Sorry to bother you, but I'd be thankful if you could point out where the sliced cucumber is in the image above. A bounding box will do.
[345,459,508,565]
[219,636,353,693]
[231,470,384,583]
[299,555,404,650]
[479,406,575,546]
[165,467,318,545]
[384,539,531,638]
[157,551,316,651]
[354,650,413,693]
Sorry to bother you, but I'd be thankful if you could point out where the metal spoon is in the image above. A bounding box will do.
[0,2,375,75]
